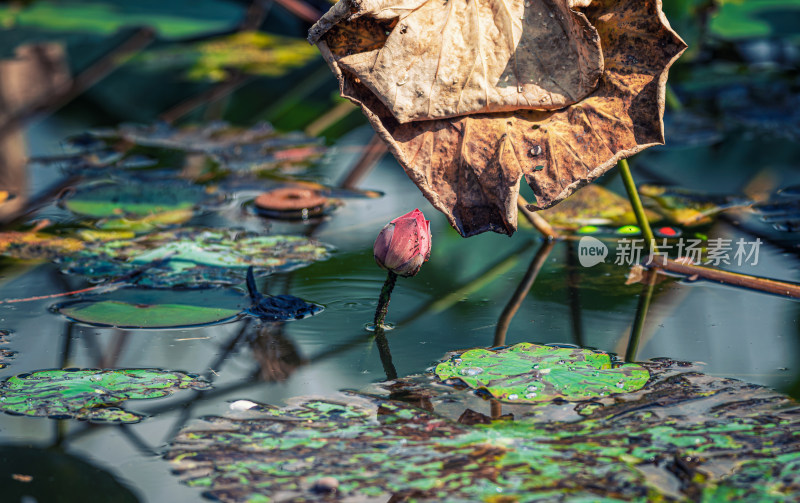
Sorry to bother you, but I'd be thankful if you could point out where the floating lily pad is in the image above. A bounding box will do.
[91,122,325,174]
[0,368,209,423]
[639,185,751,226]
[167,361,800,503]
[55,288,245,329]
[435,343,650,403]
[61,180,216,219]
[60,228,332,288]
[0,0,244,39]
[136,31,318,82]
[537,185,660,230]
[0,231,84,260]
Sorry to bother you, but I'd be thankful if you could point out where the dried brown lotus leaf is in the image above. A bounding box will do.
[310,0,604,123]
[311,0,686,236]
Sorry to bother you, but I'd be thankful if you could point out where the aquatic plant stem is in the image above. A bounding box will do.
[494,240,554,346]
[618,158,657,253]
[373,271,398,328]
[517,195,559,240]
[374,329,398,380]
[625,270,657,362]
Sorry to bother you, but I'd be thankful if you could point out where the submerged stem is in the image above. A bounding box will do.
[373,271,398,328]
[618,158,657,253]
[625,270,657,362]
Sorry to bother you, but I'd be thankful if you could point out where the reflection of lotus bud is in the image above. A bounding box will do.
[374,209,431,277]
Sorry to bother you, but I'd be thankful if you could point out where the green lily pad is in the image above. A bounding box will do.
[0,0,244,39]
[0,368,210,423]
[537,184,660,230]
[60,228,333,288]
[639,184,752,226]
[136,31,318,82]
[434,343,650,403]
[55,288,245,329]
[61,180,215,219]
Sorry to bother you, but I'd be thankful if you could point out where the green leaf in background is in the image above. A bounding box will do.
[0,231,85,260]
[61,180,217,219]
[0,368,210,423]
[536,184,661,230]
[0,0,244,39]
[435,343,650,403]
[639,184,752,226]
[55,287,245,328]
[709,0,800,40]
[137,31,319,82]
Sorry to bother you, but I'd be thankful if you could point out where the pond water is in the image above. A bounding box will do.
[1,2,800,500]
[0,118,799,501]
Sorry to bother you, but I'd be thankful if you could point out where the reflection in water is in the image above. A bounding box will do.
[0,43,71,223]
[248,323,307,382]
[0,445,140,503]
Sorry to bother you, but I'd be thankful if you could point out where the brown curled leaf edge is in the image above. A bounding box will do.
[310,0,687,237]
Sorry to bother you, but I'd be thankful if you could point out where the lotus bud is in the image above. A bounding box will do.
[373,209,431,277]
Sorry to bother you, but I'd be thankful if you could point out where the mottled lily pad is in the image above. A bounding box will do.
[639,185,752,226]
[60,228,332,288]
[435,343,650,403]
[60,180,217,219]
[0,368,210,423]
[91,122,325,175]
[55,288,245,329]
[167,361,800,503]
[0,231,84,260]
[537,185,660,230]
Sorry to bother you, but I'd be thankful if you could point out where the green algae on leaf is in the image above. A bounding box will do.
[55,288,245,329]
[60,228,332,288]
[435,343,649,403]
[0,368,210,423]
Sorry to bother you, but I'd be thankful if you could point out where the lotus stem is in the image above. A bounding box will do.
[618,158,657,253]
[625,270,657,362]
[373,271,398,328]
[374,330,398,380]
[517,195,559,240]
[494,240,554,347]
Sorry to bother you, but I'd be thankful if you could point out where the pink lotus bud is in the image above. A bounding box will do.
[374,209,431,277]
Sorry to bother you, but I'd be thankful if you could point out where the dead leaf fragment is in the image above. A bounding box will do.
[311,0,604,123]
[311,0,687,236]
